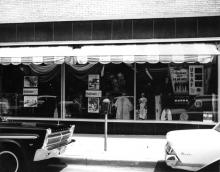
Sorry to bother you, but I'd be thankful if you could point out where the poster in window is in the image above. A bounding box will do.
[88,75,100,90]
[189,65,204,95]
[169,67,188,94]
[24,96,38,107]
[24,76,38,87]
[88,97,99,113]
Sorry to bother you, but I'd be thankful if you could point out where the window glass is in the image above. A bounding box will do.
[0,64,61,118]
[65,63,134,119]
[136,62,218,122]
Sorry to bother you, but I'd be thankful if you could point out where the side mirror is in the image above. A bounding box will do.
[101,98,111,115]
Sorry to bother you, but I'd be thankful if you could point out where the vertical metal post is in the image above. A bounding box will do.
[61,63,66,119]
[102,98,110,151]
[134,63,137,120]
[218,56,220,122]
[104,113,108,151]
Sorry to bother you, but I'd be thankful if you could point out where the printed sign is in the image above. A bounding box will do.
[23,88,38,95]
[24,76,38,87]
[88,75,100,90]
[169,67,188,94]
[88,97,99,113]
[189,65,204,95]
[85,90,102,98]
[24,96,38,107]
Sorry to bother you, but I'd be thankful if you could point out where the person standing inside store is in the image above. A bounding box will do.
[138,92,147,120]
[160,75,173,121]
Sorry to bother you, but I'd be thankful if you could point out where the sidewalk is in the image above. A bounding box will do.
[60,134,167,167]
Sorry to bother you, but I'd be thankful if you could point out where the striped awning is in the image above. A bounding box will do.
[0,43,219,65]
[73,43,220,64]
[0,46,76,65]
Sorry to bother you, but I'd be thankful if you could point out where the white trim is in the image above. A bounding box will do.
[0,37,220,47]
[6,117,216,125]
[0,135,38,139]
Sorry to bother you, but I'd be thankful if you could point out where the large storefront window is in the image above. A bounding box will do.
[0,44,218,123]
[64,57,218,122]
[136,61,218,122]
[0,64,61,118]
[65,63,134,119]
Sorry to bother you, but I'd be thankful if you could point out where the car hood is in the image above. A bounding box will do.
[0,121,72,132]
[166,129,220,147]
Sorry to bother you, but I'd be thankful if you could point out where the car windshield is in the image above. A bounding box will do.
[214,123,220,132]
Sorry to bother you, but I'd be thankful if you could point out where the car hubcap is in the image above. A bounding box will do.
[0,151,19,172]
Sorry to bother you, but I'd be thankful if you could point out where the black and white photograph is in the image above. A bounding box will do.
[0,0,220,172]
[88,74,100,90]
[24,76,38,88]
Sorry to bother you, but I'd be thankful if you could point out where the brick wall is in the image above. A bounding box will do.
[0,0,220,24]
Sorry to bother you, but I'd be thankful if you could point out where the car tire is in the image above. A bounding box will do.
[180,112,189,121]
[0,147,29,172]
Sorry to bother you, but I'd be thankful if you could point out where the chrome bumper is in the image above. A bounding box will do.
[165,154,179,167]
[33,145,66,161]
[33,139,75,161]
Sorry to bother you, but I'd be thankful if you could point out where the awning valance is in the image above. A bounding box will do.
[0,46,75,65]
[73,43,220,64]
[0,43,219,65]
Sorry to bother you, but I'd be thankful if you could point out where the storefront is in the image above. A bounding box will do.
[0,0,220,134]
[0,42,219,134]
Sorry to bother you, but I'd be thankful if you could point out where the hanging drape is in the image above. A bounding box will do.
[67,63,103,82]
[28,64,60,83]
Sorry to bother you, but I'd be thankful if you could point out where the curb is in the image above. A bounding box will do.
[59,156,157,168]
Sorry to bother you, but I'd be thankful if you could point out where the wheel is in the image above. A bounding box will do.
[0,149,19,172]
[0,147,30,172]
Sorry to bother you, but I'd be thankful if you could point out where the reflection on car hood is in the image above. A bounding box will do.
[167,129,220,146]
[0,121,72,132]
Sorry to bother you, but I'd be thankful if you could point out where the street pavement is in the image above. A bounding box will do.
[34,134,219,172]
[60,134,167,166]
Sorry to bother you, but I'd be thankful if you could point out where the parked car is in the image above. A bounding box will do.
[0,117,75,172]
[171,95,218,121]
[165,122,220,171]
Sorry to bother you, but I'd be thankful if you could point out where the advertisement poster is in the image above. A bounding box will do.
[88,97,99,113]
[189,65,204,95]
[88,75,100,90]
[24,76,38,87]
[169,67,188,94]
[24,96,38,107]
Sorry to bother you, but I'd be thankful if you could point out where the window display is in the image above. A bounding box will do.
[0,56,217,122]
[0,64,61,118]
